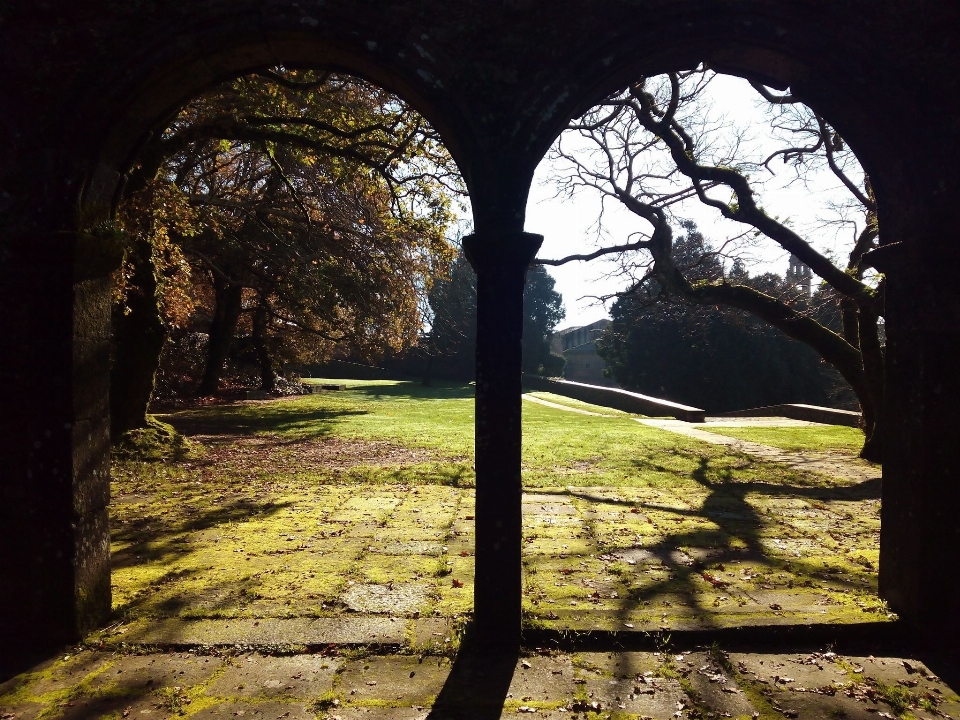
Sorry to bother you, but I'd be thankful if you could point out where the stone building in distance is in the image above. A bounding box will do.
[551,319,617,386]
[786,254,813,296]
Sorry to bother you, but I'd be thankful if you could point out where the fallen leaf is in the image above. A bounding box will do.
[451,579,464,588]
[702,572,728,588]
[570,700,602,712]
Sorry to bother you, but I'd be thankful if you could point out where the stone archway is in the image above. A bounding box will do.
[2,1,959,661]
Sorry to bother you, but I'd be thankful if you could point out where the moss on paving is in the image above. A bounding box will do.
[704,424,867,455]
[106,379,886,635]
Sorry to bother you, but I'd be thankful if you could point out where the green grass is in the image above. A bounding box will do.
[704,425,866,455]
[104,379,884,633]
[523,391,629,416]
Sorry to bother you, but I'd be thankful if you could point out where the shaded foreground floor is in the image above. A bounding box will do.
[3,642,959,719]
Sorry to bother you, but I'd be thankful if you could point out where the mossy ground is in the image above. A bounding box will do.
[103,379,887,635]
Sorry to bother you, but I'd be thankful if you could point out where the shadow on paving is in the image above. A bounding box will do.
[543,455,881,630]
[427,632,519,720]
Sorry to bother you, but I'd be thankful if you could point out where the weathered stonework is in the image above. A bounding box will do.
[1,0,959,660]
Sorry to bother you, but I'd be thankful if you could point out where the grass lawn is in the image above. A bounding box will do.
[523,391,629,416]
[704,424,867,455]
[106,379,886,639]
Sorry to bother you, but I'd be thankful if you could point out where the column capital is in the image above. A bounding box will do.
[462,231,543,276]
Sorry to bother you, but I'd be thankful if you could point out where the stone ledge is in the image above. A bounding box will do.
[522,375,705,422]
[710,403,862,427]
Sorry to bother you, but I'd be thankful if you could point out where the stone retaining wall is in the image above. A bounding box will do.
[522,375,705,422]
[711,403,861,427]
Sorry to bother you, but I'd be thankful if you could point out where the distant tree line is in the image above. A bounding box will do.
[385,250,565,383]
[597,224,857,413]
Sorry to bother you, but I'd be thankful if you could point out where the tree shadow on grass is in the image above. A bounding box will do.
[348,380,475,401]
[160,404,366,441]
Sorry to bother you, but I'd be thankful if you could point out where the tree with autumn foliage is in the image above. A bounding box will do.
[110,69,461,437]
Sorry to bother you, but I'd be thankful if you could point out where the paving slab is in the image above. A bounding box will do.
[337,655,450,704]
[328,708,430,720]
[47,693,173,720]
[409,618,457,652]
[341,583,430,614]
[120,616,407,646]
[87,652,224,692]
[0,651,114,697]
[507,655,575,704]
[189,699,316,718]
[682,651,757,717]
[2,649,958,720]
[204,653,340,699]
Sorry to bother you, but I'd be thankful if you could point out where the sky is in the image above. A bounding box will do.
[522,73,866,331]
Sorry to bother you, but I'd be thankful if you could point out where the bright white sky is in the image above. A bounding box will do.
[522,73,866,331]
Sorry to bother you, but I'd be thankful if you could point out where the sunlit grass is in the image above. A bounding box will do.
[703,425,866,455]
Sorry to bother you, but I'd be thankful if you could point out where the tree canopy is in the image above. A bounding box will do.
[597,224,855,412]
[422,250,564,381]
[542,68,883,460]
[111,69,462,434]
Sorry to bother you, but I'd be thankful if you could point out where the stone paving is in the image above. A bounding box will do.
[3,645,958,719]
[1,401,905,718]
[100,478,884,646]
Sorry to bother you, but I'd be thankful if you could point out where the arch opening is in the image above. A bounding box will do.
[520,64,887,636]
[101,64,484,640]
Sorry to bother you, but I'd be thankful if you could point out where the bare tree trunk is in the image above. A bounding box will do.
[111,238,166,439]
[691,281,881,460]
[858,308,885,462]
[252,302,276,392]
[198,275,243,395]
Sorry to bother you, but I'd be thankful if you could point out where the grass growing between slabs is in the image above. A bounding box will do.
[703,425,867,455]
[106,379,888,639]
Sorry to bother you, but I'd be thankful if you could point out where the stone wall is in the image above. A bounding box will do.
[523,375,705,422]
[711,404,862,427]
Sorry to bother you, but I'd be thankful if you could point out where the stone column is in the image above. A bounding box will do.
[872,239,960,646]
[462,230,542,651]
[0,230,115,660]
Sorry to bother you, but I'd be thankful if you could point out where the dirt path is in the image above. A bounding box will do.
[637,418,880,482]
